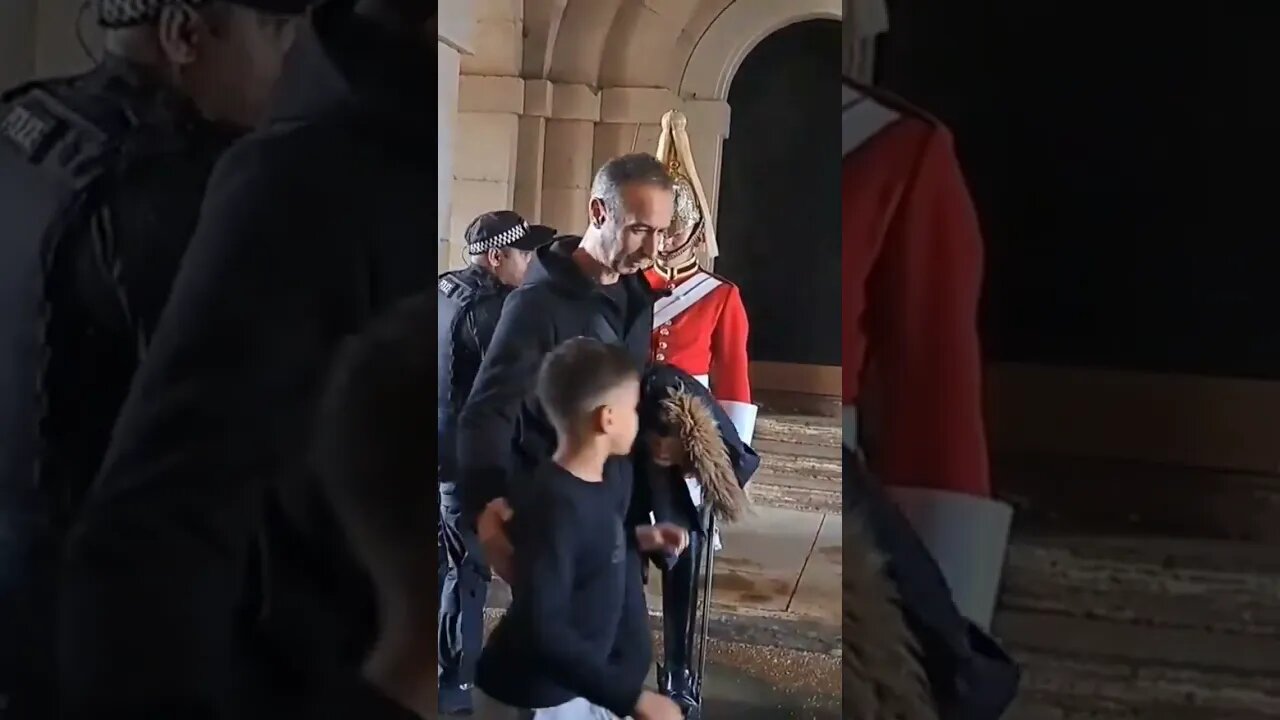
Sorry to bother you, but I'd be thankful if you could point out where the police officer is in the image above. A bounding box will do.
[0,2,307,717]
[438,210,555,715]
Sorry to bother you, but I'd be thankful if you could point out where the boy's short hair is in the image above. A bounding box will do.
[315,292,435,584]
[537,337,640,433]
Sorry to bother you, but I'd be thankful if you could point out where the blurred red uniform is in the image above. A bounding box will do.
[843,79,988,497]
[844,78,1011,629]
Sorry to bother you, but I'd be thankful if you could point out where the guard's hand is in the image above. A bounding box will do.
[636,522,689,556]
[634,690,683,720]
[478,498,515,583]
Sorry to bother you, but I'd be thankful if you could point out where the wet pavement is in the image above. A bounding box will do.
[486,504,842,629]
[467,635,841,719]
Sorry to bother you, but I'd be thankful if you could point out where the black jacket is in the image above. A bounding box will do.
[455,235,657,691]
[0,55,238,717]
[437,264,510,481]
[845,450,1020,719]
[639,363,760,532]
[59,4,432,717]
[456,235,655,518]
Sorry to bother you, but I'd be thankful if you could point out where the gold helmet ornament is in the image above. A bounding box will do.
[654,110,718,270]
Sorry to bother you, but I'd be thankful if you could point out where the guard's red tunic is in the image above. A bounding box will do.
[644,264,751,405]
[843,80,990,497]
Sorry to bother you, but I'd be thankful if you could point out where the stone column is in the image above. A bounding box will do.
[451,75,524,270]
[0,0,36,92]
[593,87,679,173]
[847,0,889,82]
[540,83,600,236]
[514,80,552,223]
[33,0,98,78]
[437,0,474,273]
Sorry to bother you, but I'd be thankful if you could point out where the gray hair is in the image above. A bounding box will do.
[590,153,673,218]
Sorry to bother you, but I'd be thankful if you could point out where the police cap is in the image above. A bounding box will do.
[464,211,557,255]
[98,0,315,28]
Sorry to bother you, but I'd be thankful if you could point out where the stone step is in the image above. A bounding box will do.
[755,413,841,450]
[748,413,842,514]
[995,533,1280,718]
[1000,534,1280,638]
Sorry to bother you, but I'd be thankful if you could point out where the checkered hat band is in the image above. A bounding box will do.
[467,221,528,253]
[99,0,211,27]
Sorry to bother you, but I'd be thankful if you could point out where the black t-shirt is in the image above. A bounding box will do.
[476,461,647,717]
[596,281,630,338]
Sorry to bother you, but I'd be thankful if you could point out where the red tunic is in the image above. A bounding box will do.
[644,265,751,404]
[844,80,990,497]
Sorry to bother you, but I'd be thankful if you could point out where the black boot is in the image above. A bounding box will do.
[660,532,702,714]
[658,666,699,714]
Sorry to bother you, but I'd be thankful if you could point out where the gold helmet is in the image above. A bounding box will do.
[655,110,718,266]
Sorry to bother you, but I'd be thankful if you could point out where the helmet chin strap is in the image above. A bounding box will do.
[657,222,703,266]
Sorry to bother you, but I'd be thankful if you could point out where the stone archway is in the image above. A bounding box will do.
[678,0,842,223]
[679,0,843,400]
[716,19,842,390]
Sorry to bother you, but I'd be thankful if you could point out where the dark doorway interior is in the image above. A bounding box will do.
[878,1,1280,379]
[717,19,842,367]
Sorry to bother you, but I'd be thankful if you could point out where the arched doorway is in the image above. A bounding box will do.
[716,19,842,382]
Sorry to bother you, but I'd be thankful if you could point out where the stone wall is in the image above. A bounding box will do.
[0,0,100,92]
[443,0,841,278]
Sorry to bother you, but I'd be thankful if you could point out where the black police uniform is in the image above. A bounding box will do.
[0,56,240,718]
[438,212,555,710]
[640,363,760,716]
[437,263,511,691]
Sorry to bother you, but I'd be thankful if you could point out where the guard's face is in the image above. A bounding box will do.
[657,223,702,268]
[189,7,302,127]
[607,183,672,275]
[647,431,689,469]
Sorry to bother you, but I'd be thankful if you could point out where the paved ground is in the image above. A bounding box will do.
[486,412,844,631]
[485,504,843,633]
[993,532,1280,719]
[468,635,841,719]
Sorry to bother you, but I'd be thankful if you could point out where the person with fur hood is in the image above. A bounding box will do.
[637,363,758,717]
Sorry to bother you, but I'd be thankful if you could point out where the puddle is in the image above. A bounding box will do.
[817,545,842,562]
[715,570,794,606]
[719,556,765,571]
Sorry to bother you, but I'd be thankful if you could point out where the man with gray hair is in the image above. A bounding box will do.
[0,1,307,716]
[454,153,678,718]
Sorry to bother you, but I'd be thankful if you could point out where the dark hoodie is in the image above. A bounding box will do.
[456,235,658,700]
[58,4,431,718]
[456,235,656,518]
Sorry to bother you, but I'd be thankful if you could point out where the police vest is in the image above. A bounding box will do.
[0,79,141,513]
[437,267,505,473]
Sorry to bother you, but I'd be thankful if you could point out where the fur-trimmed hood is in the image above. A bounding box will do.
[843,514,938,720]
[641,364,759,523]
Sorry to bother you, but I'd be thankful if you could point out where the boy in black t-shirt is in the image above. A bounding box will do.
[478,338,686,720]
